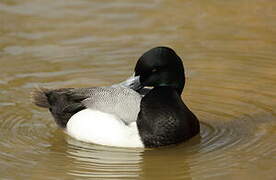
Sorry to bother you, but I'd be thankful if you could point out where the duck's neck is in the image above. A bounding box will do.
[176,85,184,95]
[155,84,183,96]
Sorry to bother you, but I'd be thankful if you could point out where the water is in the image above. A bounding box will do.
[0,0,276,179]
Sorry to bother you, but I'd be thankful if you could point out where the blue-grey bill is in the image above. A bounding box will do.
[116,74,143,91]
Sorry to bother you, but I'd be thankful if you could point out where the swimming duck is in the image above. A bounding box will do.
[32,47,199,148]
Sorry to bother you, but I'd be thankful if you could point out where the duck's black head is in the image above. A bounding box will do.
[134,47,185,95]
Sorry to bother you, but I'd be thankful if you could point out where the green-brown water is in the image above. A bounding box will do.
[0,0,276,179]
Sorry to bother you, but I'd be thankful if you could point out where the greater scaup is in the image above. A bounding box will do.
[32,47,199,148]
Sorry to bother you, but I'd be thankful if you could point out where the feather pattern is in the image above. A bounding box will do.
[32,86,141,128]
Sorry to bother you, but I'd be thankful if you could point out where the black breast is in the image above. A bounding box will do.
[137,87,199,147]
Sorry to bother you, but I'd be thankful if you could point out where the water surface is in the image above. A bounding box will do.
[0,0,276,179]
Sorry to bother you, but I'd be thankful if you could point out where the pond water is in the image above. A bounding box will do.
[0,0,275,179]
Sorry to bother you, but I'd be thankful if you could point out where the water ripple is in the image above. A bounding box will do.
[0,0,276,179]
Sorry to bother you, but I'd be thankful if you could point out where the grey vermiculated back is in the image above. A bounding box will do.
[80,86,142,124]
[32,85,142,127]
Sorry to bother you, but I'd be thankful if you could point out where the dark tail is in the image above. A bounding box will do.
[31,87,86,128]
[31,87,51,108]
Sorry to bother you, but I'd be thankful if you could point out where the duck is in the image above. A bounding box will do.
[32,47,200,148]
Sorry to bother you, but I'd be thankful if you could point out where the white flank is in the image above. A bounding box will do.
[66,109,144,148]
